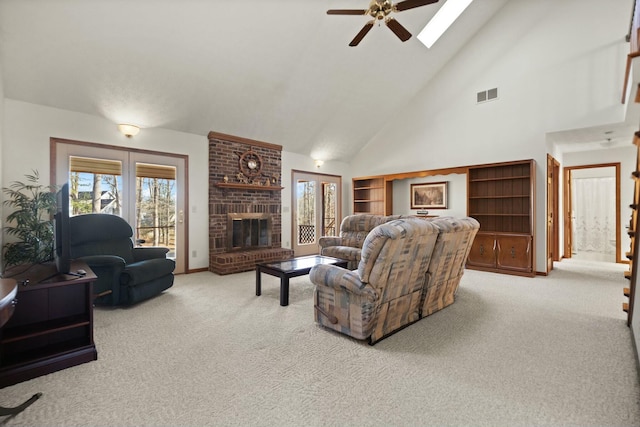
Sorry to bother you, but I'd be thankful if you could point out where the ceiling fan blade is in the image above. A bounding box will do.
[349,21,375,46]
[394,0,439,12]
[327,9,368,15]
[386,17,411,42]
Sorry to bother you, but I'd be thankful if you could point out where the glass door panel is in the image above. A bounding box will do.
[135,163,177,258]
[296,179,316,249]
[130,153,185,274]
[322,182,338,237]
[69,156,123,216]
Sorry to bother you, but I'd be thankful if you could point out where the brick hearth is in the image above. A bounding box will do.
[210,248,295,275]
[208,131,293,275]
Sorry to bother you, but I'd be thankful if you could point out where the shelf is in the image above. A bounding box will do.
[1,314,90,344]
[470,213,530,217]
[469,175,530,182]
[475,230,531,236]
[469,195,530,199]
[354,186,384,191]
[1,337,92,367]
[215,182,284,191]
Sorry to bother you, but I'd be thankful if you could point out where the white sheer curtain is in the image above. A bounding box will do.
[572,177,615,255]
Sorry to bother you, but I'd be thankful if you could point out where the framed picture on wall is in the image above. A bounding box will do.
[410,181,447,209]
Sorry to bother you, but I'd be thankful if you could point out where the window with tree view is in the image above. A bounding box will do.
[69,156,177,258]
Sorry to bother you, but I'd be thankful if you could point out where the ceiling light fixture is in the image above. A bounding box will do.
[314,159,324,168]
[417,0,474,49]
[118,124,140,138]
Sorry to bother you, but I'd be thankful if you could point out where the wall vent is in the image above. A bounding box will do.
[477,87,498,104]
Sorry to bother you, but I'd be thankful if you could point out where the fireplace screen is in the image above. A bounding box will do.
[227,213,271,251]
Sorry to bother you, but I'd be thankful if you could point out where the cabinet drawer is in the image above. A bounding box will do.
[496,234,532,272]
[467,234,497,268]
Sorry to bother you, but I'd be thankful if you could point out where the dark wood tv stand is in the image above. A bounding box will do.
[0,260,97,388]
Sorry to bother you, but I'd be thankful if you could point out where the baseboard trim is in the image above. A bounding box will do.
[186,267,209,274]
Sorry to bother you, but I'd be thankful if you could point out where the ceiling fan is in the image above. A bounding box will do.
[327,0,440,47]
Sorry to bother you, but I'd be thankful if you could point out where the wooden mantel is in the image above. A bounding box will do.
[214,182,284,191]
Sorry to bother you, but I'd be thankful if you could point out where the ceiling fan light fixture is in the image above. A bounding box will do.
[417,0,474,48]
[328,0,439,46]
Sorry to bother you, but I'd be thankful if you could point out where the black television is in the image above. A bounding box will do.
[53,183,71,274]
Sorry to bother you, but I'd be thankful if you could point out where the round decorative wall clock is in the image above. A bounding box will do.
[238,149,263,178]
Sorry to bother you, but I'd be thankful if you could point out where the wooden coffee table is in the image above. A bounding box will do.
[255,255,349,306]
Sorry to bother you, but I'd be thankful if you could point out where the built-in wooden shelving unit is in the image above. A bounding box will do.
[351,161,535,277]
[352,176,392,215]
[465,159,536,277]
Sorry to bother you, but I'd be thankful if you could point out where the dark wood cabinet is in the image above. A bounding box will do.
[467,160,536,276]
[467,233,497,268]
[467,233,533,273]
[0,261,97,388]
[496,234,533,272]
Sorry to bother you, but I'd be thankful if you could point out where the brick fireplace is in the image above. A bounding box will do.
[208,131,293,275]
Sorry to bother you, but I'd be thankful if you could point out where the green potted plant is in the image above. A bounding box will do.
[2,170,58,270]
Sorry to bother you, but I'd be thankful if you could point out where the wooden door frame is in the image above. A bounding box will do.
[563,162,621,262]
[50,137,190,273]
[291,169,342,257]
[546,154,560,273]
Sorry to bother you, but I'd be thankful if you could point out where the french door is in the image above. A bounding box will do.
[292,170,341,256]
[52,140,187,273]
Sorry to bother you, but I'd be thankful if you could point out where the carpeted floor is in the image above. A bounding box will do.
[1,259,639,426]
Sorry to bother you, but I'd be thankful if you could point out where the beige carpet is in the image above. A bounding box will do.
[1,259,639,426]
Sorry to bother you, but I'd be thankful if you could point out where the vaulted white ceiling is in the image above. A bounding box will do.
[0,0,510,160]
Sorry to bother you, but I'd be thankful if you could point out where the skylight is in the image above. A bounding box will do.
[417,0,474,49]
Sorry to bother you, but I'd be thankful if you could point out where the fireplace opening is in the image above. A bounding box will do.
[227,213,272,251]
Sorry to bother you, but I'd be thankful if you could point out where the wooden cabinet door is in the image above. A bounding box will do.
[496,234,532,272]
[467,233,497,268]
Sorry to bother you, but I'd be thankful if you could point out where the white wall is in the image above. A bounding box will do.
[392,173,467,218]
[350,0,629,273]
[2,99,210,270]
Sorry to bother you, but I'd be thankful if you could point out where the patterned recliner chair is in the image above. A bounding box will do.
[310,217,440,344]
[318,214,403,270]
[421,216,480,318]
